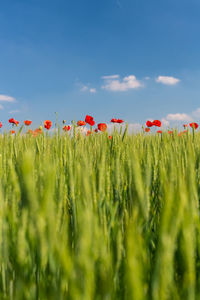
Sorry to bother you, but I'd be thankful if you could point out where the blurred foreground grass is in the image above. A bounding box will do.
[0,130,200,299]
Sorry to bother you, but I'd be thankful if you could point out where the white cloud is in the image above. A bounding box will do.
[166,113,192,122]
[89,88,96,93]
[0,94,16,102]
[156,76,180,85]
[144,76,150,80]
[80,85,88,92]
[0,104,3,110]
[80,85,96,93]
[102,75,143,91]
[161,118,170,127]
[191,107,200,119]
[101,75,119,79]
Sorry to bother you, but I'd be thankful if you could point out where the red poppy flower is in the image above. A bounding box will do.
[111,118,118,123]
[168,130,173,134]
[44,120,52,130]
[9,118,19,126]
[109,136,112,140]
[111,118,124,123]
[189,122,198,129]
[157,130,162,134]
[27,129,34,134]
[24,120,32,126]
[97,123,107,132]
[86,130,93,136]
[34,128,42,135]
[94,128,98,133]
[63,125,71,132]
[77,120,86,126]
[183,124,188,128]
[152,120,161,127]
[0,122,2,128]
[145,128,150,132]
[178,131,187,136]
[10,130,15,134]
[146,120,153,127]
[85,115,95,126]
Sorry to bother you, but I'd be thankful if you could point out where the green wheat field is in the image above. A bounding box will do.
[0,128,200,299]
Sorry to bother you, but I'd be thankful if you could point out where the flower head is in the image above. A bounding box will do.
[111,118,123,123]
[117,119,124,123]
[34,128,42,135]
[63,125,71,132]
[24,120,32,126]
[86,130,93,136]
[189,122,198,129]
[9,118,19,126]
[152,120,161,127]
[44,120,52,130]
[145,127,150,132]
[111,118,118,123]
[77,120,86,126]
[146,120,153,127]
[85,115,95,126]
[0,122,2,129]
[27,129,34,135]
[97,123,107,132]
[157,130,162,134]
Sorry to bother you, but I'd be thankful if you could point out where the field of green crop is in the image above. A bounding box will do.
[0,129,200,299]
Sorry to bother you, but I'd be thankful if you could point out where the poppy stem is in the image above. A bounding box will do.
[192,127,195,142]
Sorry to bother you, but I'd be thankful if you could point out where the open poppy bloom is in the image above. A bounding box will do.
[189,122,198,129]
[94,128,98,133]
[157,130,162,134]
[63,125,71,131]
[98,123,107,132]
[0,122,2,128]
[111,118,123,123]
[183,124,188,128]
[24,120,32,126]
[145,128,150,132]
[9,130,15,134]
[146,120,153,127]
[77,120,86,126]
[9,118,19,126]
[152,120,161,127]
[109,136,112,140]
[85,115,95,126]
[44,120,52,130]
[168,130,173,134]
[111,118,118,123]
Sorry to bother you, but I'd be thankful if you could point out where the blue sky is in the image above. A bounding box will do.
[0,0,200,128]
